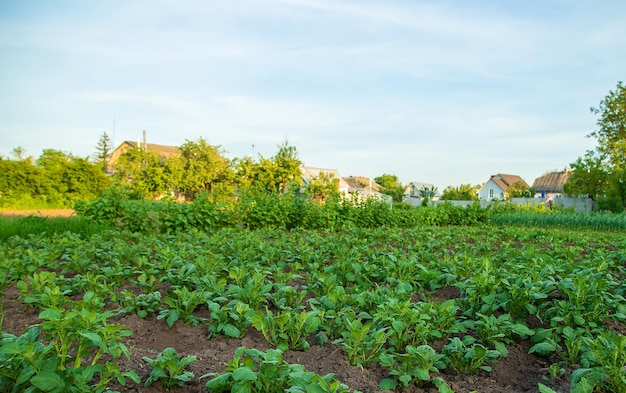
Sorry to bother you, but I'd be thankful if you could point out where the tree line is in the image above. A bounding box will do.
[1,82,624,211]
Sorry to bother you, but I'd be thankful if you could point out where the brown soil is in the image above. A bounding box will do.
[1,283,569,393]
[0,209,75,218]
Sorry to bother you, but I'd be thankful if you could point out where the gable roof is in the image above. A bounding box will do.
[488,173,529,191]
[405,182,437,196]
[532,169,569,192]
[341,176,382,192]
[123,141,180,158]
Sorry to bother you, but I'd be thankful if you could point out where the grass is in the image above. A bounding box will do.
[0,216,112,240]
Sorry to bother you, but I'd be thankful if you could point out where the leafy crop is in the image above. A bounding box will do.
[1,218,625,392]
[202,346,355,393]
[142,347,197,389]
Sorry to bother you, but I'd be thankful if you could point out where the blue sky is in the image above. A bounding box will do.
[1,0,625,191]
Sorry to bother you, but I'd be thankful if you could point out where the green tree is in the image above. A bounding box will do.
[374,174,404,203]
[168,138,233,199]
[588,81,626,208]
[234,141,302,194]
[506,181,530,199]
[37,149,111,204]
[113,146,168,198]
[93,132,114,172]
[417,185,438,207]
[564,150,612,208]
[306,171,340,202]
[270,140,302,193]
[441,184,479,201]
[0,156,46,207]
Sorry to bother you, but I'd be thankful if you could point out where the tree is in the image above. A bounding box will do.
[271,140,302,193]
[440,184,479,201]
[93,132,114,172]
[374,174,405,203]
[588,81,626,208]
[234,141,302,194]
[564,150,611,207]
[37,149,111,203]
[11,147,27,160]
[568,82,626,210]
[0,155,46,207]
[506,181,530,199]
[113,146,168,197]
[306,171,340,202]
[167,138,233,199]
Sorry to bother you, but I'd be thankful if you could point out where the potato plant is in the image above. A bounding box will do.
[1,221,625,392]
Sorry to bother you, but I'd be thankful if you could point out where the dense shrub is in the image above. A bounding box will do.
[74,186,624,233]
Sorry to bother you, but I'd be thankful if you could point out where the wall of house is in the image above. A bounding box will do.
[477,179,504,201]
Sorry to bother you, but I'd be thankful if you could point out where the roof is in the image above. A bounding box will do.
[489,173,528,191]
[121,141,180,158]
[341,176,382,191]
[404,182,438,197]
[532,170,569,192]
[300,166,341,186]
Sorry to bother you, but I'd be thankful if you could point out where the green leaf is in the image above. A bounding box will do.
[538,383,558,393]
[30,370,64,392]
[16,367,36,386]
[223,324,241,338]
[79,331,103,346]
[232,367,257,382]
[378,377,398,390]
[205,372,232,389]
[166,310,180,327]
[529,342,557,357]
[305,384,323,393]
[0,342,22,354]
[495,341,509,357]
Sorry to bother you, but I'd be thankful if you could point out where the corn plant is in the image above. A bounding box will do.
[142,347,196,389]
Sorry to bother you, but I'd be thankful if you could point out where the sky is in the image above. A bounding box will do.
[1,0,625,191]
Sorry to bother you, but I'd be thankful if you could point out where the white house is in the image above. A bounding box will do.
[403,182,439,206]
[477,174,528,201]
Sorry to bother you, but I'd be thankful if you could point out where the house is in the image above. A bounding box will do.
[341,176,382,193]
[403,181,439,205]
[300,166,344,190]
[108,140,179,173]
[340,176,392,204]
[532,169,570,198]
[477,173,529,201]
[299,168,391,203]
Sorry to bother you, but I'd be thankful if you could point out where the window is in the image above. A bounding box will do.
[489,189,494,199]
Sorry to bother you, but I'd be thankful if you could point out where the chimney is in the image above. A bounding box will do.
[143,130,147,150]
[563,168,568,174]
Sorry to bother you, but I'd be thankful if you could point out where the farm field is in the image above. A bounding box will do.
[1,225,625,393]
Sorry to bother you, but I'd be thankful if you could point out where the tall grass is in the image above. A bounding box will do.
[489,211,626,231]
[0,216,112,240]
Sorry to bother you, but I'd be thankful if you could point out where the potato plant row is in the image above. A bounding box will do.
[1,225,625,392]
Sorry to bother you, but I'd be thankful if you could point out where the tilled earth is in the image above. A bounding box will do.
[2,283,571,393]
